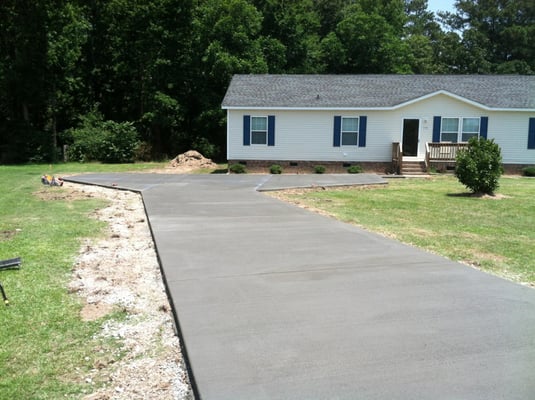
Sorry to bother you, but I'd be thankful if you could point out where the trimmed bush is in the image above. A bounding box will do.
[455,137,504,194]
[522,166,535,177]
[347,165,363,174]
[314,165,326,174]
[229,163,246,174]
[270,164,282,174]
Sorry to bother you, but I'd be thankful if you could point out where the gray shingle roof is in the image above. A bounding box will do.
[222,74,535,110]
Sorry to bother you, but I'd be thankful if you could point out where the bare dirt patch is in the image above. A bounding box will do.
[61,182,192,400]
[1,229,20,241]
[476,193,510,200]
[80,302,115,322]
[34,186,98,201]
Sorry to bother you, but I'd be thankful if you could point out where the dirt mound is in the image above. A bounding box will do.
[169,150,217,171]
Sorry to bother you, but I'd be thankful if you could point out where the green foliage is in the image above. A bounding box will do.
[192,137,217,159]
[321,2,411,73]
[455,137,504,194]
[99,121,139,163]
[134,141,154,162]
[0,122,52,163]
[229,163,246,173]
[270,164,283,174]
[522,166,535,177]
[314,165,326,174]
[440,0,535,73]
[253,0,323,73]
[64,108,139,163]
[62,110,103,162]
[194,0,268,85]
[428,165,439,174]
[347,165,363,174]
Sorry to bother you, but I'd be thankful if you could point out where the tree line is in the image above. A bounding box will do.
[1,0,533,163]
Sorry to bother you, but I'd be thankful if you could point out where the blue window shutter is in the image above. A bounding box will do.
[432,116,441,142]
[528,118,535,149]
[480,116,488,139]
[268,115,275,146]
[333,116,341,147]
[359,116,367,147]
[243,115,250,146]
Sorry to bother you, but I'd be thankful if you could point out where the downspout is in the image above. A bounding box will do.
[226,109,230,164]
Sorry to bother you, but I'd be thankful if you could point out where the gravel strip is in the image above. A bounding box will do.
[65,182,193,400]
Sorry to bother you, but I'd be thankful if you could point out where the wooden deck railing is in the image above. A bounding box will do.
[394,142,469,174]
[392,142,402,174]
[426,142,468,162]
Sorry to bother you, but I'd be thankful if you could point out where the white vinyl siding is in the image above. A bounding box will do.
[229,110,386,162]
[227,93,535,164]
[485,113,535,164]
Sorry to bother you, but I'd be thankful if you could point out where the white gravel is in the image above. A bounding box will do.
[66,182,193,400]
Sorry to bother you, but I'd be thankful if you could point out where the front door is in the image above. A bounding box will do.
[402,119,420,157]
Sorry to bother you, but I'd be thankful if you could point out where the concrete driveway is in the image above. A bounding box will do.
[66,173,535,400]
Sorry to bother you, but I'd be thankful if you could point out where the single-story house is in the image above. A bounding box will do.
[221,74,535,173]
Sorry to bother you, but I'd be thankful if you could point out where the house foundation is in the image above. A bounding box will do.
[228,160,392,174]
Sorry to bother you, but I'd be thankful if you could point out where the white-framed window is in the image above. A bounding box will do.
[441,118,459,142]
[251,116,267,145]
[441,117,480,142]
[461,118,480,141]
[341,117,359,146]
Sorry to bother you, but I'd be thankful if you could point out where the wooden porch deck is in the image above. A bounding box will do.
[392,142,469,174]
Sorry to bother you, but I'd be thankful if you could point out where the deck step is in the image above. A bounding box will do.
[401,161,427,175]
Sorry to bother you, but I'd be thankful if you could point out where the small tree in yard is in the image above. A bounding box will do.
[455,137,504,195]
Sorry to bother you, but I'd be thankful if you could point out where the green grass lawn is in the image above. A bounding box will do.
[278,175,535,286]
[0,163,165,399]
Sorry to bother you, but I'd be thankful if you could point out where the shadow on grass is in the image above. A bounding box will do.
[447,192,509,199]
[447,192,477,197]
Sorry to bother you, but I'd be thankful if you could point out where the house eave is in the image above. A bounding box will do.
[400,90,535,112]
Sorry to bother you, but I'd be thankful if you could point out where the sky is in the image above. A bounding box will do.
[427,0,456,14]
